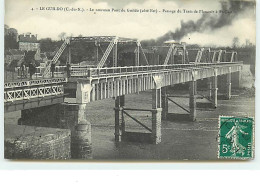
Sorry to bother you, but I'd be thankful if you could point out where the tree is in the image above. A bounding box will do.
[245,39,253,47]
[4,25,18,49]
[24,51,36,66]
[232,37,240,48]
[5,32,18,49]
[58,32,67,40]
[39,38,55,52]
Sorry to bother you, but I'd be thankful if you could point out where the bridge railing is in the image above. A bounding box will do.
[70,62,242,78]
[4,84,64,103]
[4,66,67,82]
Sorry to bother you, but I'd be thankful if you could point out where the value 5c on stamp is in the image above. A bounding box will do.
[218,116,254,160]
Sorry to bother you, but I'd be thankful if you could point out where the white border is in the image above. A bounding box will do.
[0,0,259,170]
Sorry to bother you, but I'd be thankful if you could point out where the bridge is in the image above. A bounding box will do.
[4,36,242,159]
[4,77,67,112]
[68,62,241,103]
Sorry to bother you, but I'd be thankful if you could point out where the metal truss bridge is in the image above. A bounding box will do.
[68,62,241,103]
[4,36,241,113]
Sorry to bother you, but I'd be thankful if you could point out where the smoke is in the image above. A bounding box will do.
[153,0,255,45]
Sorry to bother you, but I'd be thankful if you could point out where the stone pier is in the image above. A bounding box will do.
[207,78,212,99]
[67,81,93,159]
[60,103,92,159]
[231,71,241,89]
[226,71,232,100]
[161,87,168,120]
[20,80,94,159]
[189,80,197,121]
[114,95,125,142]
[152,88,162,144]
[212,74,218,108]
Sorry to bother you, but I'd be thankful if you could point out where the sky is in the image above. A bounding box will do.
[4,0,256,47]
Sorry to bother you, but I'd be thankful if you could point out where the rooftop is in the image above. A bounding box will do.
[19,33,38,43]
[5,49,25,56]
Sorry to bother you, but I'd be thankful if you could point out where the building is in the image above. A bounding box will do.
[35,52,49,67]
[18,33,40,52]
[4,49,25,65]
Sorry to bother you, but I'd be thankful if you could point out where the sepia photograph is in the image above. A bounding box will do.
[3,0,256,161]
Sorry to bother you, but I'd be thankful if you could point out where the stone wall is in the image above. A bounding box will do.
[16,103,92,159]
[5,124,71,159]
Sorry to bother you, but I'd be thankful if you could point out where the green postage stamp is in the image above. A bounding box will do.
[218,116,254,160]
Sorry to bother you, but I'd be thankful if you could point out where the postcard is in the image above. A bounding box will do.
[4,0,256,161]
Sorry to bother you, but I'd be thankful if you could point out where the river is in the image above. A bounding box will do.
[4,89,255,160]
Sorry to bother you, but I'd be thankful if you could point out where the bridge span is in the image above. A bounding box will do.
[4,62,241,112]
[69,62,241,103]
[4,77,67,112]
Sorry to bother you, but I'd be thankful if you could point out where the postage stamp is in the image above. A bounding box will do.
[218,116,254,160]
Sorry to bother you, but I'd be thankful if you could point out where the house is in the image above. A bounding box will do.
[35,52,49,67]
[24,51,39,66]
[4,49,50,71]
[18,33,40,52]
[40,53,48,63]
[4,49,25,65]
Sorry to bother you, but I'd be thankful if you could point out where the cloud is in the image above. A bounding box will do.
[5,0,255,47]
[182,17,256,47]
[180,3,256,47]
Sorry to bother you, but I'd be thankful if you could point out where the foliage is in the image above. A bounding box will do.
[4,32,18,49]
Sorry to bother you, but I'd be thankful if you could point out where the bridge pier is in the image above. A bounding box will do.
[67,82,93,159]
[60,103,92,159]
[114,95,125,142]
[232,71,241,89]
[207,78,212,99]
[115,89,162,144]
[212,75,218,108]
[189,81,197,121]
[152,88,162,144]
[225,72,232,100]
[161,87,168,120]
